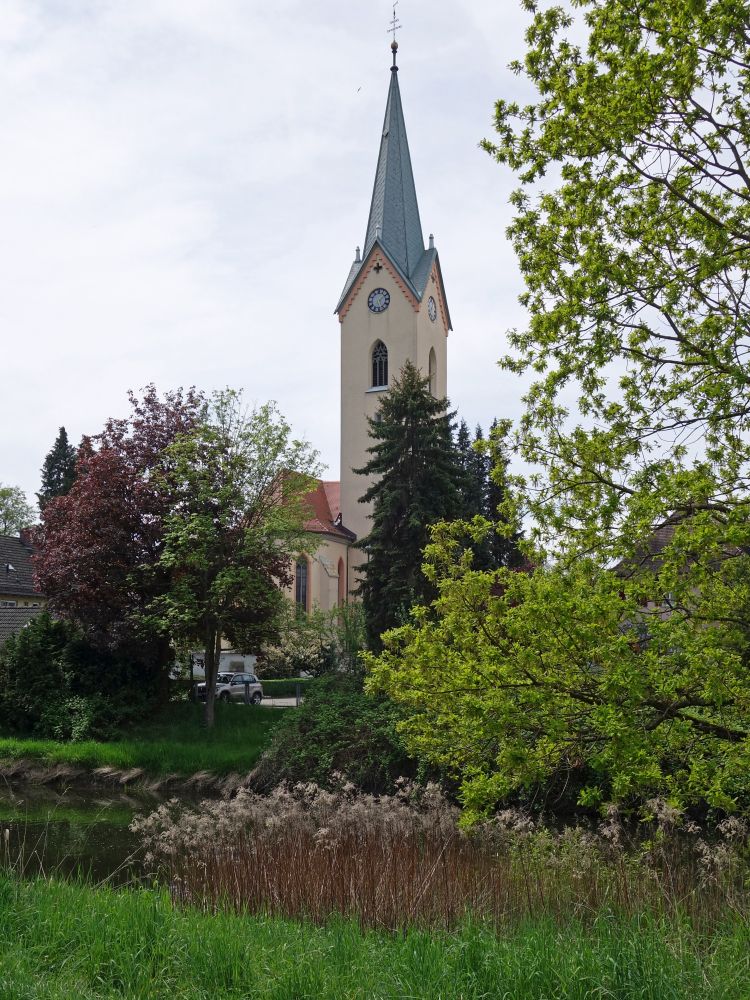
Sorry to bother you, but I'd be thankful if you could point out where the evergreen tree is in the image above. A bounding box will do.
[356,362,463,648]
[37,427,77,511]
[485,419,523,569]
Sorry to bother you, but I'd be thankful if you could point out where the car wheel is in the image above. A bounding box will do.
[219,692,230,703]
[250,692,262,705]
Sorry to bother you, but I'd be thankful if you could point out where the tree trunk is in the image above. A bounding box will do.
[203,625,221,729]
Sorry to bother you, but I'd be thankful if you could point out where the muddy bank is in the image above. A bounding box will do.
[0,758,245,797]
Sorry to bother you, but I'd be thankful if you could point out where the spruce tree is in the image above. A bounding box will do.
[37,427,77,511]
[356,362,463,648]
[485,418,524,569]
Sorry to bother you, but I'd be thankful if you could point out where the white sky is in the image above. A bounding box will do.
[2,0,538,505]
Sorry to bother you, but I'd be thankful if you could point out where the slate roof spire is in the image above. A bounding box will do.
[362,40,425,278]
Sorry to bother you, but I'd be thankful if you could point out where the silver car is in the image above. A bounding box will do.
[196,672,263,704]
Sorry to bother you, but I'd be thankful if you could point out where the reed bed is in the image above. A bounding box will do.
[132,780,750,932]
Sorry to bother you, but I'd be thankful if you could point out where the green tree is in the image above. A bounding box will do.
[146,390,321,728]
[480,0,750,562]
[355,362,464,648]
[37,427,78,511]
[0,484,33,535]
[367,0,750,819]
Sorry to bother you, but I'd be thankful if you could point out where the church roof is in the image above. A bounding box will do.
[303,480,356,542]
[335,46,451,328]
[364,56,424,278]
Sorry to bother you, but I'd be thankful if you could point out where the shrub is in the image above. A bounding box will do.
[0,613,159,740]
[247,675,418,793]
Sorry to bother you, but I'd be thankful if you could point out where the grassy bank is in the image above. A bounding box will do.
[0,876,747,999]
[0,703,285,778]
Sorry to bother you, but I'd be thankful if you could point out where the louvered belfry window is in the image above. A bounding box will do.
[372,341,388,388]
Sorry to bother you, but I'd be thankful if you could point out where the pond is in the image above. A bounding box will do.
[0,784,199,885]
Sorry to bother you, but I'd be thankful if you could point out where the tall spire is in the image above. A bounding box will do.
[363,41,425,278]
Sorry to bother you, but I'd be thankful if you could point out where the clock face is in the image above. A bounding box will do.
[428,296,437,322]
[368,287,390,313]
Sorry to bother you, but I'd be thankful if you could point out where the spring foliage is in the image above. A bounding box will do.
[368,0,750,817]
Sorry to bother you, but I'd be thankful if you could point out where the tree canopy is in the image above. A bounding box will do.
[0,484,33,536]
[367,0,750,818]
[146,390,321,726]
[37,427,77,511]
[355,362,464,647]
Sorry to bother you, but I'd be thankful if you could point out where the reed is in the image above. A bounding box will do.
[133,781,750,934]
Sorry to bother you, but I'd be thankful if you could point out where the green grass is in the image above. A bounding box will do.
[0,703,286,778]
[0,876,747,999]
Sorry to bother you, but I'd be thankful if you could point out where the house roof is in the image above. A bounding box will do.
[334,49,452,328]
[303,480,356,542]
[0,606,44,645]
[0,535,39,597]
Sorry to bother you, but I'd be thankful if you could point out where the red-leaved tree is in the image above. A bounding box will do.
[34,386,206,698]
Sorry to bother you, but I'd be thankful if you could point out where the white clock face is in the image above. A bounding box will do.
[368,287,390,313]
[428,296,437,322]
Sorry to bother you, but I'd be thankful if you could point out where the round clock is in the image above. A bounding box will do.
[368,287,390,313]
[427,296,437,322]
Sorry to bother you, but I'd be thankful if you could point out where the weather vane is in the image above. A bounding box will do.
[388,2,402,44]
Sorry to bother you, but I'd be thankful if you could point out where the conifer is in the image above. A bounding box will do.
[37,427,77,511]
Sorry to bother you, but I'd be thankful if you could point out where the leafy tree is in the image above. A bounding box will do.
[146,390,321,728]
[35,386,205,695]
[368,1,750,819]
[355,362,464,648]
[37,427,77,511]
[259,600,368,678]
[480,0,750,562]
[0,484,33,535]
[367,521,750,820]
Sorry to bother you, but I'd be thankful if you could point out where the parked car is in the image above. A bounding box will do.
[196,672,263,704]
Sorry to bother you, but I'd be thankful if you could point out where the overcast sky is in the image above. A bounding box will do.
[2,0,539,505]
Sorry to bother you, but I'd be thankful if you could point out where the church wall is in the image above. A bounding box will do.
[283,535,351,614]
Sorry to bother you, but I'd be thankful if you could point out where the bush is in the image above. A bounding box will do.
[0,613,159,740]
[248,675,419,793]
[259,677,313,698]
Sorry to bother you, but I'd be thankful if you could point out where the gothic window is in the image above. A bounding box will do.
[337,557,346,606]
[428,348,437,396]
[295,557,309,612]
[372,340,388,388]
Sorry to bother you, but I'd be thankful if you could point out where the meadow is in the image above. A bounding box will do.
[0,703,285,777]
[0,875,748,1000]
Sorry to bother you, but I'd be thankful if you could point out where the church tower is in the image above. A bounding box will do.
[335,40,452,560]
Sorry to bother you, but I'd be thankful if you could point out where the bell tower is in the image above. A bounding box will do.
[335,41,452,563]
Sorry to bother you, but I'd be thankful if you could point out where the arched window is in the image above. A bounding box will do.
[337,557,346,606]
[428,348,437,396]
[295,557,309,612]
[371,340,388,388]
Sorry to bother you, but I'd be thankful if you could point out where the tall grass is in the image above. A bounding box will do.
[0,875,748,999]
[0,703,285,777]
[134,781,750,934]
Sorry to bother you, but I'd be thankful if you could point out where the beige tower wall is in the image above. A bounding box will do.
[339,249,450,591]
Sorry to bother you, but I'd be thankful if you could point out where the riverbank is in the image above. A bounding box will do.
[0,703,285,791]
[0,876,747,999]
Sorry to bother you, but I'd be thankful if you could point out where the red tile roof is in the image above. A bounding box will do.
[303,480,356,541]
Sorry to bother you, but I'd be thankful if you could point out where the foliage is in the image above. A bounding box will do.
[3,878,748,1000]
[0,484,33,535]
[259,600,367,678]
[248,675,417,794]
[367,1,750,820]
[146,390,321,727]
[0,613,158,741]
[34,386,205,698]
[369,520,750,817]
[480,0,750,563]
[36,427,77,511]
[455,418,525,571]
[356,361,464,648]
